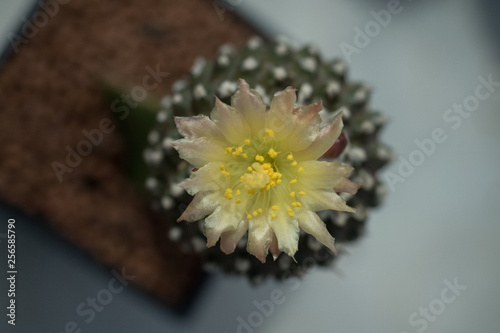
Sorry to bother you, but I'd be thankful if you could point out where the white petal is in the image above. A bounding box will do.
[174,115,226,142]
[220,219,248,254]
[247,215,274,263]
[171,137,226,168]
[298,160,354,190]
[178,162,224,195]
[177,191,219,222]
[278,100,323,152]
[333,177,360,195]
[293,110,343,161]
[211,97,251,144]
[265,86,296,139]
[296,209,336,254]
[300,188,355,213]
[231,79,266,132]
[204,203,245,247]
[269,212,299,258]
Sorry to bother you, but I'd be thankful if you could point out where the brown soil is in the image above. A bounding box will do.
[0,0,256,304]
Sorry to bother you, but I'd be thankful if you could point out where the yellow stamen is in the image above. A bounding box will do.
[290,191,295,198]
[247,166,253,172]
[247,214,252,220]
[219,165,225,170]
[291,161,297,166]
[287,154,294,161]
[225,147,232,155]
[299,191,306,196]
[253,211,258,217]
[265,129,275,137]
[298,167,304,172]
[288,212,294,217]
[221,171,230,177]
[257,208,263,213]
[270,213,276,219]
[236,199,242,204]
[242,153,248,158]
[255,154,265,162]
[290,179,297,184]
[287,208,292,212]
[224,188,233,200]
[271,205,279,211]
[277,179,282,184]
[268,148,278,159]
[236,190,241,196]
[244,139,251,145]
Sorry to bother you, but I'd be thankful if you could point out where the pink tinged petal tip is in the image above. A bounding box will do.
[220,220,248,255]
[333,177,360,195]
[177,191,218,222]
[211,97,251,144]
[294,110,344,161]
[174,115,225,142]
[265,86,297,138]
[247,217,274,263]
[231,79,266,131]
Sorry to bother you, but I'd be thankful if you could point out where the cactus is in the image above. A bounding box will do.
[143,36,392,283]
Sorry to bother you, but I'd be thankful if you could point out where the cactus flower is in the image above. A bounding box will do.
[172,79,359,262]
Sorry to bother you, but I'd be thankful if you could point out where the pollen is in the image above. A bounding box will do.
[290,179,297,184]
[247,214,252,220]
[236,190,241,196]
[265,128,275,137]
[270,213,276,219]
[236,199,242,204]
[255,154,265,162]
[257,208,263,213]
[224,188,233,200]
[290,191,296,198]
[219,165,225,171]
[298,167,304,172]
[271,205,279,210]
[268,148,278,159]
[291,202,302,207]
[247,166,253,172]
[253,210,258,217]
[222,171,230,177]
[291,161,297,166]
[225,147,233,155]
[288,212,294,217]
[287,154,294,161]
[242,153,248,158]
[299,191,306,196]
[244,139,251,145]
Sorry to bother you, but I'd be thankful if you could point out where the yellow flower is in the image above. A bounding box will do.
[172,79,359,262]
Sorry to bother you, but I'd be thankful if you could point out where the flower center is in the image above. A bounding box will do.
[219,128,307,220]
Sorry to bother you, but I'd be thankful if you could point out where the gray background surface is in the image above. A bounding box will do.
[1,0,499,332]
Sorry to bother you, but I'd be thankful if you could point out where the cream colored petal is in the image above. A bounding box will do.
[204,203,244,247]
[265,86,297,139]
[178,162,224,195]
[293,110,343,161]
[268,212,299,258]
[220,219,248,255]
[171,137,226,168]
[298,160,354,190]
[278,101,323,152]
[247,215,274,263]
[231,79,266,132]
[211,97,251,145]
[296,209,337,254]
[300,188,355,213]
[174,115,226,142]
[177,191,219,222]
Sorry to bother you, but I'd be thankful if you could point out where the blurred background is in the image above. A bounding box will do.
[1,0,500,332]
